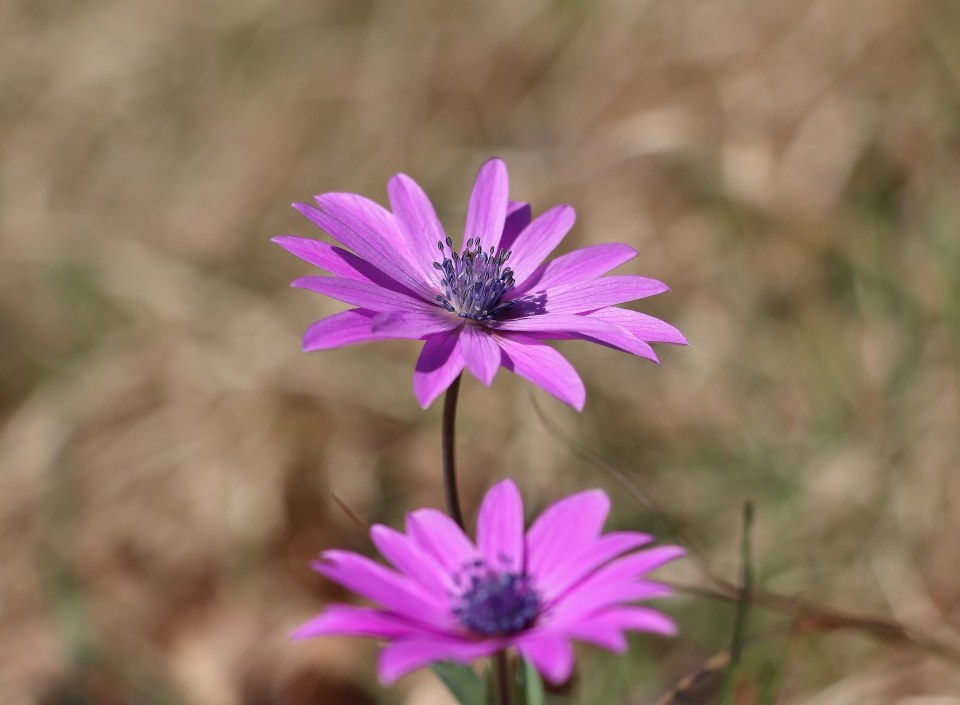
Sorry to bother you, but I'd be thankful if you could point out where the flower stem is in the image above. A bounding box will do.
[495,652,514,705]
[441,374,465,529]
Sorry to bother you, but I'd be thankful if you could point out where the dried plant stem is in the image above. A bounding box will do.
[442,374,465,529]
[495,651,513,705]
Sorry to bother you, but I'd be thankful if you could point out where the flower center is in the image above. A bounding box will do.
[452,560,540,636]
[432,237,516,321]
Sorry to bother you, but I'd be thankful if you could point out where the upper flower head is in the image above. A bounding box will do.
[291,479,684,685]
[273,158,687,410]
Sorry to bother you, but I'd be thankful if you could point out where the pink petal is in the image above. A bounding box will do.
[387,173,448,283]
[525,489,610,586]
[370,310,459,337]
[587,308,689,345]
[313,550,455,630]
[506,205,576,285]
[297,199,433,298]
[378,637,500,685]
[302,308,382,351]
[515,634,574,685]
[499,201,532,252]
[459,325,501,386]
[510,243,638,297]
[476,479,525,573]
[550,606,677,652]
[492,332,586,411]
[290,605,430,641]
[413,329,466,408]
[292,276,433,313]
[537,531,654,602]
[493,314,659,362]
[370,524,458,595]
[405,508,478,574]
[272,236,412,295]
[534,275,669,314]
[465,158,509,252]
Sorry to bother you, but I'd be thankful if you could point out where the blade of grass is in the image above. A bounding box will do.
[719,502,754,705]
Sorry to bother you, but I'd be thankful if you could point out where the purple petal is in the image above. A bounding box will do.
[515,634,574,685]
[405,508,478,574]
[290,605,429,641]
[532,276,669,314]
[272,236,412,295]
[506,205,576,286]
[387,174,448,283]
[371,524,458,595]
[525,489,610,586]
[493,314,658,361]
[313,550,456,630]
[510,243,638,297]
[459,325,501,386]
[499,201,532,252]
[297,199,433,298]
[302,308,381,351]
[370,310,459,337]
[476,479,525,573]
[557,606,676,650]
[413,330,466,408]
[378,637,500,685]
[292,276,433,313]
[537,531,654,602]
[465,158,509,252]
[587,308,689,345]
[492,332,586,411]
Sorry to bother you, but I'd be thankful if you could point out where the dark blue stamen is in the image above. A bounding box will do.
[432,238,515,321]
[452,561,540,636]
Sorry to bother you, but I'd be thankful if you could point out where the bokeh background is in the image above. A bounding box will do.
[3,0,960,703]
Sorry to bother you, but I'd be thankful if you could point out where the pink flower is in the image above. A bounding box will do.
[274,158,686,410]
[292,479,683,685]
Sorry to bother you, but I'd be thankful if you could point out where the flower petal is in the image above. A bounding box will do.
[499,201,532,252]
[313,550,455,630]
[510,243,638,297]
[516,634,575,685]
[493,314,658,361]
[371,310,460,338]
[587,308,689,345]
[388,173,448,283]
[525,489,609,584]
[537,531,654,602]
[506,204,576,286]
[557,606,676,651]
[465,158,509,252]
[290,605,431,641]
[272,236,412,294]
[297,199,433,298]
[413,329,466,408]
[476,479,525,572]
[302,308,381,351]
[370,524,457,595]
[292,276,433,313]
[406,508,478,574]
[459,325,501,386]
[534,276,669,314]
[492,332,586,411]
[378,637,500,685]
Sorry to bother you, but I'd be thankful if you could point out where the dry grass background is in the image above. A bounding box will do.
[2,0,960,703]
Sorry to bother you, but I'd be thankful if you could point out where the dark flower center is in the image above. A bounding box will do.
[432,237,515,321]
[452,559,540,636]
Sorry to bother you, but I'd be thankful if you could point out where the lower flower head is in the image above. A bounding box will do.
[291,479,684,685]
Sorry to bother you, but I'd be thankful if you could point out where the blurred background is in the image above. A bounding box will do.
[3,0,960,703]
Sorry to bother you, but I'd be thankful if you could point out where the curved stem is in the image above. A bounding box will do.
[441,374,465,529]
[495,652,514,705]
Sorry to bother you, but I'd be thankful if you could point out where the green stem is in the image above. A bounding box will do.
[495,651,514,705]
[441,374,465,529]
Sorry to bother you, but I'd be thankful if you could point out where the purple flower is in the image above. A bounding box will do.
[291,479,683,685]
[274,159,686,410]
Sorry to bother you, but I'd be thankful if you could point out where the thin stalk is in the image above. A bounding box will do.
[495,651,514,705]
[441,374,465,528]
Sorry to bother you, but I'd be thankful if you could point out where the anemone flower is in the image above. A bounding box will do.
[291,479,683,685]
[274,158,686,410]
